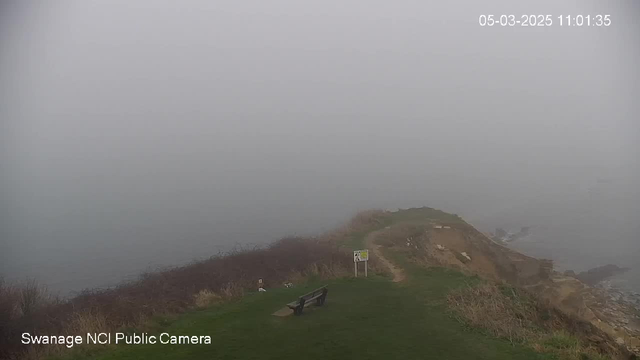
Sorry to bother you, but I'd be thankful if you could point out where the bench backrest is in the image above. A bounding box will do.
[299,286,327,300]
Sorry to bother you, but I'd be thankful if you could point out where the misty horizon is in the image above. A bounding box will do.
[1,0,639,295]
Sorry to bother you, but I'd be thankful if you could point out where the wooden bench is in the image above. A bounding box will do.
[286,286,328,316]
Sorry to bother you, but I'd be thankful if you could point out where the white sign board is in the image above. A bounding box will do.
[353,249,369,263]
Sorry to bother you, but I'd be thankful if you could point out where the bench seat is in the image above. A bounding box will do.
[286,286,328,315]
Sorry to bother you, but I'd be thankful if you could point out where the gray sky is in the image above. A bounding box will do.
[1,1,638,293]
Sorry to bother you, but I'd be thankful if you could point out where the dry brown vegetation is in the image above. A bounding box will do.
[0,237,352,360]
[448,283,630,360]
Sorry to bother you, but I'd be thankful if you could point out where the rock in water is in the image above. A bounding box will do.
[576,264,630,286]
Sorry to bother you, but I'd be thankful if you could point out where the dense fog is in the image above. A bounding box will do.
[1,0,638,295]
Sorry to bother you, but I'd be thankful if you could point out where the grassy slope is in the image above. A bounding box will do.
[55,209,553,360]
[343,207,463,250]
[59,272,551,360]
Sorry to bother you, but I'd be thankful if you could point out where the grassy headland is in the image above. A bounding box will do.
[2,207,628,360]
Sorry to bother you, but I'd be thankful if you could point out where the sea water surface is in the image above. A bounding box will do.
[474,179,640,294]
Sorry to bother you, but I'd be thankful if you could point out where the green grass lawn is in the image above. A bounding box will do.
[341,231,369,250]
[56,266,553,360]
[341,207,466,251]
[391,207,465,224]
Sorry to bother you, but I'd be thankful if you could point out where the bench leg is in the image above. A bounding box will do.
[317,288,328,306]
[295,298,306,315]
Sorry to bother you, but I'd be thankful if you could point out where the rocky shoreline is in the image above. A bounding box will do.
[592,278,640,355]
[598,280,640,310]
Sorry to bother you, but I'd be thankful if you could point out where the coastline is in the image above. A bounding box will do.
[598,277,640,313]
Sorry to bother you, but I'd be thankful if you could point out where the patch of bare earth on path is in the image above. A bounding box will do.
[365,229,405,282]
[272,307,293,317]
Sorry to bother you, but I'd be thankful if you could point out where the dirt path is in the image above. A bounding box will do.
[364,229,405,282]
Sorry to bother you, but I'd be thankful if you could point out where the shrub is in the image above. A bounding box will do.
[545,331,580,350]
[194,290,223,309]
[448,283,620,359]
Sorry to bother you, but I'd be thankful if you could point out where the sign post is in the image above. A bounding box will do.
[353,249,369,278]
